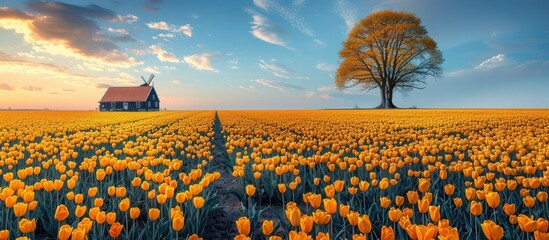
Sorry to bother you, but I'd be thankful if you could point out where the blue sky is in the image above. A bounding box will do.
[0,0,548,109]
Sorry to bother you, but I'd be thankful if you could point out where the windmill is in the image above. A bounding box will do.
[140,74,155,86]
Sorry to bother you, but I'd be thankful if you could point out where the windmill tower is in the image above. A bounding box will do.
[140,74,155,86]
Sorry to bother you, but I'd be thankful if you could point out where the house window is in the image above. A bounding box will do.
[155,102,158,107]
[148,102,151,107]
[101,104,104,108]
[153,95,155,100]
[110,102,115,108]
[136,102,141,108]
[123,102,128,110]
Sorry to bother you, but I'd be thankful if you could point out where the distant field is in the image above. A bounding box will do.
[0,110,548,240]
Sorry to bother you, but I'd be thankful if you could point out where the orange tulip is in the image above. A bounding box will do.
[536,218,548,233]
[524,196,536,208]
[18,218,36,233]
[278,184,286,194]
[380,197,391,208]
[486,192,500,209]
[470,201,483,216]
[119,198,130,212]
[75,205,87,218]
[517,214,537,233]
[418,178,430,193]
[429,206,440,222]
[262,220,274,236]
[357,214,372,234]
[481,220,504,240]
[312,209,331,225]
[109,222,123,238]
[87,187,97,197]
[55,204,69,222]
[286,205,301,227]
[339,204,350,218]
[5,196,17,208]
[537,192,548,202]
[245,185,256,197]
[74,194,84,204]
[381,226,395,240]
[388,207,402,223]
[106,212,116,225]
[236,217,251,235]
[407,191,419,204]
[108,186,115,196]
[395,196,405,207]
[96,211,106,224]
[116,187,126,198]
[193,197,205,209]
[503,203,516,216]
[454,197,463,207]
[334,180,344,192]
[308,194,322,209]
[300,215,313,233]
[0,230,9,240]
[13,203,27,217]
[444,184,455,196]
[347,211,359,226]
[172,215,185,232]
[418,197,430,213]
[535,231,549,240]
[130,207,140,220]
[148,208,160,221]
[323,198,337,214]
[58,224,73,240]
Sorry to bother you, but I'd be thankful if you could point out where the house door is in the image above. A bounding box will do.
[123,102,128,110]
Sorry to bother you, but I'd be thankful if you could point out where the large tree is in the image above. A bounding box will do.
[336,10,443,108]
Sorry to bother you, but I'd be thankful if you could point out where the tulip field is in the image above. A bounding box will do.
[0,110,548,240]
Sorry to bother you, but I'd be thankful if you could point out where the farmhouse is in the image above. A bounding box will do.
[98,75,160,112]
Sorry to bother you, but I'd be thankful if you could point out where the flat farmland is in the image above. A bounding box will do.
[0,110,548,240]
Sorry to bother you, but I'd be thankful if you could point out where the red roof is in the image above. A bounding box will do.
[99,86,153,102]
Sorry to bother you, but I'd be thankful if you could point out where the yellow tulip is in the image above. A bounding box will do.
[236,217,251,235]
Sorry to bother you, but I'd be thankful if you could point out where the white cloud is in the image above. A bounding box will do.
[239,85,256,92]
[147,21,192,37]
[259,59,290,78]
[171,80,181,84]
[254,79,284,91]
[314,39,326,46]
[475,54,512,70]
[335,0,358,32]
[115,14,138,24]
[305,90,315,98]
[183,52,221,72]
[228,59,239,69]
[250,14,287,47]
[107,28,129,35]
[149,45,180,63]
[144,66,160,74]
[316,62,337,71]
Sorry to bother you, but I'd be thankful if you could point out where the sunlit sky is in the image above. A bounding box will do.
[0,0,548,110]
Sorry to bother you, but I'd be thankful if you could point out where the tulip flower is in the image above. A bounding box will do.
[13,202,27,217]
[388,207,402,223]
[312,210,331,225]
[481,220,504,240]
[130,207,140,220]
[444,184,455,196]
[517,214,537,233]
[262,219,274,236]
[0,230,8,240]
[18,218,36,233]
[172,215,185,232]
[524,196,536,208]
[347,211,359,226]
[429,206,440,222]
[503,203,516,216]
[58,224,73,240]
[192,196,205,209]
[106,212,116,225]
[109,222,123,238]
[418,178,430,193]
[245,185,256,196]
[381,226,395,240]
[300,215,313,233]
[380,197,391,208]
[418,197,430,213]
[87,187,98,197]
[55,204,69,222]
[308,194,322,209]
[470,201,483,216]
[323,198,337,214]
[407,191,419,204]
[148,208,160,221]
[357,214,372,234]
[486,192,500,209]
[236,217,251,235]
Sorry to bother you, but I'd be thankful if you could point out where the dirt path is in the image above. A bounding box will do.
[202,112,241,240]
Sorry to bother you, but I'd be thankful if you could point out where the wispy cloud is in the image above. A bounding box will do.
[144,66,160,74]
[149,45,180,63]
[171,80,181,84]
[316,62,337,71]
[475,54,513,70]
[253,79,306,92]
[21,85,42,91]
[0,83,15,91]
[115,14,138,23]
[253,0,314,37]
[183,52,221,72]
[147,21,192,37]
[335,0,358,32]
[107,28,129,35]
[239,85,256,92]
[259,59,308,79]
[249,13,287,47]
[0,4,142,68]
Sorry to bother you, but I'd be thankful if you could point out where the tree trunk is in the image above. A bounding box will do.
[375,86,386,109]
[384,86,397,108]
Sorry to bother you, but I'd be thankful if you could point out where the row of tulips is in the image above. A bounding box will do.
[0,111,220,239]
[218,110,549,239]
